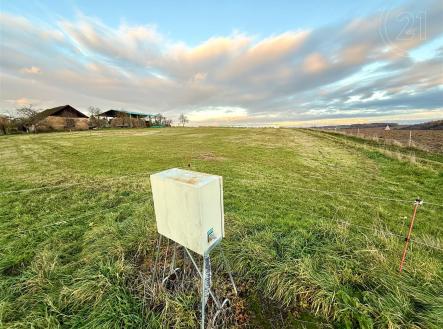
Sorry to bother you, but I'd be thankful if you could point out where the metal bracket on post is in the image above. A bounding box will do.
[152,234,237,328]
[184,247,222,309]
[183,246,237,329]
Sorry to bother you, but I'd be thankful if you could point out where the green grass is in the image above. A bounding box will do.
[1,127,442,328]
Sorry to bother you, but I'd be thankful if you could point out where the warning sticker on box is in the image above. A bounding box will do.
[207,228,215,242]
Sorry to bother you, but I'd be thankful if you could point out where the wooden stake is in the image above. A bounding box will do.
[409,130,412,147]
[399,199,422,273]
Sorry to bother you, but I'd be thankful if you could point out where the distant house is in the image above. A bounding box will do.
[384,125,391,131]
[34,105,89,132]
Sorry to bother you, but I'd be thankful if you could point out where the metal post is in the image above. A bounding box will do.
[170,243,177,272]
[162,238,170,280]
[201,254,206,329]
[151,235,163,286]
[399,199,422,273]
[221,249,238,295]
[184,248,221,308]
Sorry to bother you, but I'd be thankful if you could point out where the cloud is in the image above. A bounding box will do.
[0,13,64,42]
[0,1,442,125]
[6,97,37,106]
[303,53,329,73]
[349,88,443,109]
[60,17,162,68]
[20,66,41,74]
[188,106,248,124]
[15,97,33,106]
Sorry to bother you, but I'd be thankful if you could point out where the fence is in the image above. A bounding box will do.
[1,173,442,328]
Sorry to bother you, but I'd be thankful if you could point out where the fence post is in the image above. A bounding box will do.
[408,130,412,147]
[399,198,423,273]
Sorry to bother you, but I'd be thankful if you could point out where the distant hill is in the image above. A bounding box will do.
[317,120,443,130]
[317,122,398,129]
[399,120,443,130]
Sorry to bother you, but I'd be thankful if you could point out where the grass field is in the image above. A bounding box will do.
[1,128,442,328]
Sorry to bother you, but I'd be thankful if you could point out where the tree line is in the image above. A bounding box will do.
[0,106,189,134]
[87,107,173,129]
[0,106,41,134]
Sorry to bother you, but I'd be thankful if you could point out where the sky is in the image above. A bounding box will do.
[0,0,442,126]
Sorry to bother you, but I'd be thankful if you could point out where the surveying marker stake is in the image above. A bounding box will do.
[399,198,423,273]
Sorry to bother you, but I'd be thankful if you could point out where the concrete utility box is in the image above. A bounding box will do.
[150,168,224,255]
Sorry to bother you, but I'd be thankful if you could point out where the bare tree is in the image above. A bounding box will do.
[153,113,162,126]
[116,111,130,127]
[0,114,9,135]
[16,105,40,132]
[178,113,189,127]
[88,106,103,129]
[88,106,102,117]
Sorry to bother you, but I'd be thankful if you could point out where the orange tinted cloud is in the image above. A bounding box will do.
[304,53,328,73]
[20,66,41,74]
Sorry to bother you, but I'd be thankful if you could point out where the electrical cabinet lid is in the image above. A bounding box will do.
[150,168,224,255]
